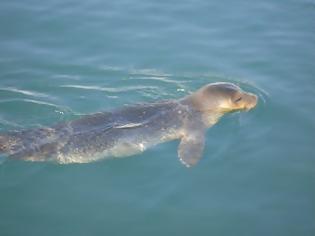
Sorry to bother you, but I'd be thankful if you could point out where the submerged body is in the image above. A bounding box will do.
[0,82,258,167]
[1,101,184,163]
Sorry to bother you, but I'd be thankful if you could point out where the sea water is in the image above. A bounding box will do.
[0,0,314,235]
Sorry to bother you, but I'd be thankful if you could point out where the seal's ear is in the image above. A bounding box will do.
[178,131,205,168]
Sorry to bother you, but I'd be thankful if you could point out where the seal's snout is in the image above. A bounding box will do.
[244,93,258,111]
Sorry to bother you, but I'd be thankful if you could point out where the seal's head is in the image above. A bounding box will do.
[187,82,258,113]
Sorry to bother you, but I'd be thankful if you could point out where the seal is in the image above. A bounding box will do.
[0,82,257,167]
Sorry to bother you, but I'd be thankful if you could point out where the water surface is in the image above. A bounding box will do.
[0,0,314,235]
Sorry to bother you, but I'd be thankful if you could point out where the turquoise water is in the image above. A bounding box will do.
[0,0,314,235]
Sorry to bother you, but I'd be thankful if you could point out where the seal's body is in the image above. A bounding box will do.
[0,82,258,167]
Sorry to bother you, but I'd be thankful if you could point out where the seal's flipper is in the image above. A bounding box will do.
[178,132,205,168]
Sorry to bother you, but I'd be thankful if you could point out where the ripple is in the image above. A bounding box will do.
[60,84,159,93]
[51,74,81,81]
[0,98,74,114]
[0,115,23,128]
[0,98,58,107]
[98,65,126,72]
[129,76,185,86]
[129,68,172,78]
[97,66,173,78]
[0,87,49,98]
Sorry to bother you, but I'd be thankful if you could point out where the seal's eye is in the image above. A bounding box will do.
[234,97,242,103]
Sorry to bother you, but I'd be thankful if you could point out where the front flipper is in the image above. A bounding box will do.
[178,131,205,168]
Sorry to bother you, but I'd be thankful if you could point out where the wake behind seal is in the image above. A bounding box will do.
[0,82,258,167]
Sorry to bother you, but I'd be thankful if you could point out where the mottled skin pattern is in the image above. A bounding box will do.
[0,82,258,167]
[0,101,193,163]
